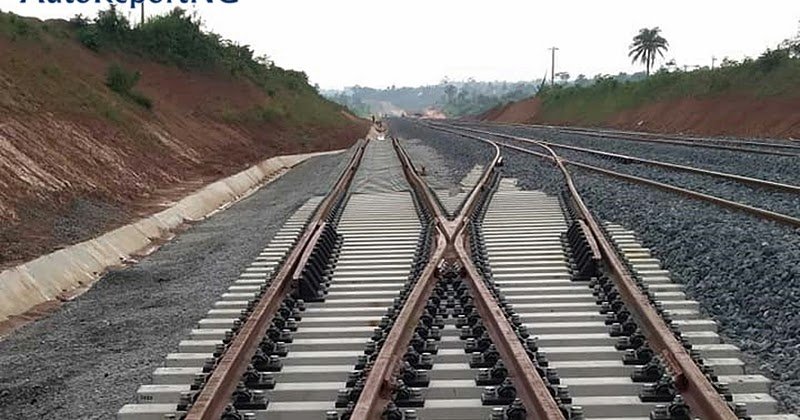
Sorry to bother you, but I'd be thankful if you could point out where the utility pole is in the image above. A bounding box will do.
[711,56,717,70]
[548,47,559,85]
[140,2,145,26]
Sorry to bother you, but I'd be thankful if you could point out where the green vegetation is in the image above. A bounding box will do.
[327,94,371,118]
[0,12,39,40]
[105,64,153,109]
[230,91,347,127]
[73,6,314,97]
[62,6,351,125]
[536,38,800,124]
[629,27,669,76]
[440,83,539,117]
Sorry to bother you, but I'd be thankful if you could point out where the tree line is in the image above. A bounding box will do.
[325,79,542,118]
[71,5,315,96]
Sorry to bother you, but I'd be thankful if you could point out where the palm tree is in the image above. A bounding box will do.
[629,27,669,76]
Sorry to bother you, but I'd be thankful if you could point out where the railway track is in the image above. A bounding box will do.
[449,124,800,195]
[459,122,800,157]
[118,126,798,420]
[543,125,800,154]
[426,122,800,228]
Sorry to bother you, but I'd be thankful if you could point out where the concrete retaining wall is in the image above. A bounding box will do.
[0,150,340,323]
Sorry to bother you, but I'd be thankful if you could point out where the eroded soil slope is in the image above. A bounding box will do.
[0,20,368,267]
[482,94,800,139]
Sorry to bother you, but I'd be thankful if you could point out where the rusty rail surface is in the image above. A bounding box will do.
[184,141,367,420]
[434,124,800,229]
[549,124,800,152]
[452,124,800,194]
[348,235,447,419]
[540,142,739,420]
[349,135,565,420]
[457,121,800,157]
[425,123,740,419]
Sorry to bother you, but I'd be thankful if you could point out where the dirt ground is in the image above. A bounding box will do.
[482,94,800,139]
[0,31,368,269]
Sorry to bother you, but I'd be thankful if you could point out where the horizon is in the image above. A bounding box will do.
[4,1,799,90]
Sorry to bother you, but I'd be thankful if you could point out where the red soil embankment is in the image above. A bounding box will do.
[482,95,800,139]
[480,97,542,124]
[0,22,368,268]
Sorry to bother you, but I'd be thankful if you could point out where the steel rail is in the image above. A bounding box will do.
[455,121,799,157]
[460,120,800,152]
[184,141,367,420]
[348,137,449,420]
[561,128,800,156]
[551,124,800,152]
[448,124,800,194]
[433,124,800,228]
[542,142,740,420]
[350,135,565,420]
[425,123,739,419]
[440,133,567,419]
[453,230,568,420]
[348,234,447,419]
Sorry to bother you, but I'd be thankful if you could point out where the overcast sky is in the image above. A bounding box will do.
[6,1,800,89]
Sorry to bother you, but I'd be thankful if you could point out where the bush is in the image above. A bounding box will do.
[135,9,218,68]
[94,5,129,40]
[106,64,140,94]
[756,48,791,73]
[532,41,800,124]
[3,13,35,39]
[78,26,100,51]
[69,14,90,28]
[105,64,152,109]
[76,6,318,100]
[128,91,153,109]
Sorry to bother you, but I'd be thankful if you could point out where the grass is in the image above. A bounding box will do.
[0,12,39,40]
[0,7,356,134]
[536,45,800,124]
[105,64,153,110]
[227,92,349,127]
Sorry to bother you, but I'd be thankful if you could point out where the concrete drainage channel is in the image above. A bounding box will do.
[115,133,799,419]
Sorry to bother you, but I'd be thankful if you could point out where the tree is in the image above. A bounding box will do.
[628,27,669,76]
[444,84,457,103]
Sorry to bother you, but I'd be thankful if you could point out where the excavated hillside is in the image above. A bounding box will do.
[0,14,368,268]
[481,94,800,138]
[482,48,800,139]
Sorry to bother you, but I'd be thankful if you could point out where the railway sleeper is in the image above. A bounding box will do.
[474,185,793,419]
[466,177,576,419]
[563,196,754,417]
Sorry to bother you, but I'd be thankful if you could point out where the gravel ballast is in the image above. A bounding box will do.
[0,150,352,419]
[493,135,800,219]
[394,119,800,413]
[391,118,495,187]
[474,123,800,186]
